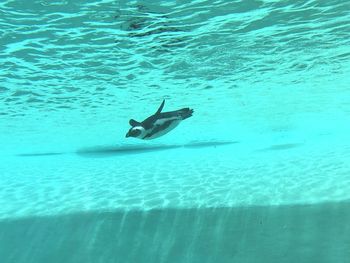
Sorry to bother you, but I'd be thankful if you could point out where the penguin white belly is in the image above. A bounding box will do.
[144,119,181,140]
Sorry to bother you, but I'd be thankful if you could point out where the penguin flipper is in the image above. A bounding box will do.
[155,99,165,115]
[129,119,142,127]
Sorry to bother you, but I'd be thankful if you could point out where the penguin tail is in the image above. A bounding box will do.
[179,108,194,120]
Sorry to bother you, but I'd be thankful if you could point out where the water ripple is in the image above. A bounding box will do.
[0,0,349,122]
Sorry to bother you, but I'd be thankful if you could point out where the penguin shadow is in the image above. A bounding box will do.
[256,143,302,152]
[76,141,239,158]
[16,152,65,157]
[15,141,239,159]
[183,141,239,149]
[76,144,181,158]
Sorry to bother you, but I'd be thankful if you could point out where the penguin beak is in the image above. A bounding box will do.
[125,132,130,138]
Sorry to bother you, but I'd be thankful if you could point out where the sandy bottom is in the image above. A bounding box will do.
[1,137,350,220]
[1,135,350,262]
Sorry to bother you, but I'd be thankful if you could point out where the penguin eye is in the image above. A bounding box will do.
[131,129,141,136]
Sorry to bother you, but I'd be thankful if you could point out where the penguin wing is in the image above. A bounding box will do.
[140,100,166,129]
[129,119,142,127]
[141,116,158,129]
[155,99,165,115]
[141,114,177,130]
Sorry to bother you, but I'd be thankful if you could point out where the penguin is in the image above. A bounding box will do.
[126,99,193,140]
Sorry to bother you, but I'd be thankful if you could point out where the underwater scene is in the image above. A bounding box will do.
[1,0,350,262]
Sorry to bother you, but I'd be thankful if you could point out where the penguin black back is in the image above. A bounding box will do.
[125,100,193,140]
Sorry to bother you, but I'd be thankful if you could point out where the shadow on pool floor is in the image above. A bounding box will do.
[16,141,239,158]
[76,141,238,157]
[1,200,349,263]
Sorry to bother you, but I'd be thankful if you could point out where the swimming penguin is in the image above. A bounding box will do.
[126,99,193,140]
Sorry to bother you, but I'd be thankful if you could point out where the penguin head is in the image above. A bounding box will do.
[126,126,145,138]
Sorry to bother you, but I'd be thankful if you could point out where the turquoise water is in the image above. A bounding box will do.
[1,0,350,262]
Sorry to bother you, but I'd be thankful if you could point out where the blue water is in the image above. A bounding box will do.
[1,0,350,262]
